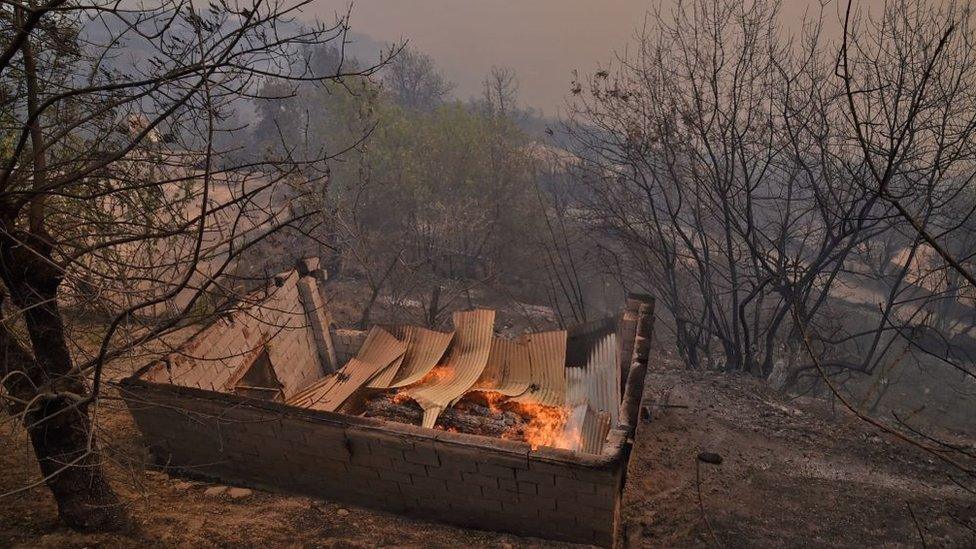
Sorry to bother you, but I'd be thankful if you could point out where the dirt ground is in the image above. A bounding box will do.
[2,365,974,547]
[621,367,976,548]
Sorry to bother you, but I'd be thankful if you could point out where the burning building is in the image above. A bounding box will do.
[118,259,654,546]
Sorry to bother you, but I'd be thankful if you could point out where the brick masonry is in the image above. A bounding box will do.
[119,294,655,547]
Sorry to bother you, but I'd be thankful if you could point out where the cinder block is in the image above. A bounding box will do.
[461,472,498,489]
[516,468,555,486]
[429,454,477,473]
[425,465,463,482]
[517,493,557,511]
[349,452,390,469]
[410,475,446,492]
[497,478,518,492]
[477,462,516,479]
[391,459,428,476]
[377,468,413,485]
[403,446,440,467]
[577,490,616,510]
[537,481,578,501]
[346,464,379,480]
[556,475,596,494]
[480,486,518,503]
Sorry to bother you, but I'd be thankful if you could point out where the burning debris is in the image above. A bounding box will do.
[287,308,619,454]
[122,264,654,546]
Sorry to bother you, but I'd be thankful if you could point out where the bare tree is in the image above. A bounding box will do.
[382,46,455,110]
[482,66,519,118]
[567,0,887,377]
[0,0,386,530]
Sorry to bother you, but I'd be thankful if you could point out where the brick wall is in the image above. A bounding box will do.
[121,294,655,547]
[121,380,627,546]
[333,328,368,365]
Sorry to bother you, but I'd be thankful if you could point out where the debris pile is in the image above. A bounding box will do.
[286,309,620,454]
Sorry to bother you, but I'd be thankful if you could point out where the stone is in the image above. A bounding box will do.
[173,481,194,491]
[337,508,350,517]
[204,485,228,497]
[227,487,253,499]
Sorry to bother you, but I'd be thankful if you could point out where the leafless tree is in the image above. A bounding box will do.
[0,0,387,530]
[382,46,455,110]
[567,0,888,377]
[482,66,519,118]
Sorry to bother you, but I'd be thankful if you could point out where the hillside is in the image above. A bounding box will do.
[2,361,972,547]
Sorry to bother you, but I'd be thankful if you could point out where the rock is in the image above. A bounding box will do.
[337,508,350,517]
[173,481,194,491]
[204,485,228,497]
[697,452,723,465]
[227,487,253,499]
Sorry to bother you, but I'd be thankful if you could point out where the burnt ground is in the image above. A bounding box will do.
[622,367,976,548]
[2,366,974,548]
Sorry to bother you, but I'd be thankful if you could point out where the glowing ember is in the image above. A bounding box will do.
[472,391,575,450]
[391,391,414,405]
[418,365,456,385]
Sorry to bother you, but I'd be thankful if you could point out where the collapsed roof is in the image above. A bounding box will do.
[144,260,622,454]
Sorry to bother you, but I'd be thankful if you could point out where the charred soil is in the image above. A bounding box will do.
[2,364,973,547]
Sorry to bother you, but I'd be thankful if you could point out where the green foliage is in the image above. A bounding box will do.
[259,71,546,282]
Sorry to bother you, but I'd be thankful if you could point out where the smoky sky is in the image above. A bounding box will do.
[303,1,846,116]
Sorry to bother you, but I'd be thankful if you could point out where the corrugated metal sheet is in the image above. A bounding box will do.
[586,332,620,426]
[356,326,407,370]
[511,330,567,407]
[404,309,495,428]
[566,366,587,407]
[287,358,383,411]
[388,326,454,388]
[581,407,612,454]
[470,337,532,396]
[565,333,620,425]
[559,403,611,454]
[288,326,405,411]
[565,316,616,367]
[366,354,405,389]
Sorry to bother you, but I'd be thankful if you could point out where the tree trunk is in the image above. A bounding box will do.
[0,230,128,532]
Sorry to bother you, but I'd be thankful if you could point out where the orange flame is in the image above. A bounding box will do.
[418,365,456,385]
[391,391,414,405]
[511,401,570,450]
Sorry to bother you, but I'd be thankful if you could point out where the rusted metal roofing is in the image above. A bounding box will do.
[565,332,619,425]
[388,326,454,388]
[366,354,405,389]
[511,330,567,407]
[469,337,532,396]
[356,326,407,370]
[404,309,495,428]
[287,358,380,411]
[586,332,620,426]
[560,403,611,454]
[287,326,404,411]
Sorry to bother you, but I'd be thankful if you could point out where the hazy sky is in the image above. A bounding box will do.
[305,1,841,116]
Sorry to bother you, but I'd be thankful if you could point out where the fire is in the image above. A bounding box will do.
[479,390,508,414]
[418,365,456,385]
[512,402,570,450]
[391,391,414,405]
[389,389,579,452]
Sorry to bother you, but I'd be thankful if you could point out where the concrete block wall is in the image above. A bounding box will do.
[121,380,625,546]
[333,328,368,365]
[121,292,655,547]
